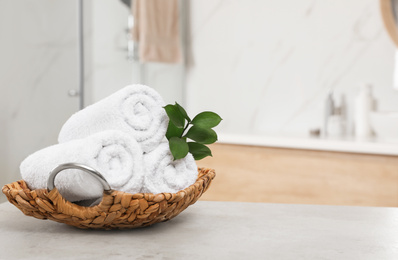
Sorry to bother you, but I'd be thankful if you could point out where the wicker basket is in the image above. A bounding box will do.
[2,165,215,229]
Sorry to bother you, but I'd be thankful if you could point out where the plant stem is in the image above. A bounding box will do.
[181,122,190,138]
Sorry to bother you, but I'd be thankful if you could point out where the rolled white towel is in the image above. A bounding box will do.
[20,130,144,202]
[58,84,169,153]
[142,142,198,194]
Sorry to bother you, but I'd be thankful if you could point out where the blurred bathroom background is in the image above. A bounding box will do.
[1,0,397,204]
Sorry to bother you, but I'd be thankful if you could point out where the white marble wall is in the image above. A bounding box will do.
[186,0,398,136]
[0,0,82,200]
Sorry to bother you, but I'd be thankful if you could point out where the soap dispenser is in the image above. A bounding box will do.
[354,84,375,139]
[327,95,346,137]
[324,92,335,136]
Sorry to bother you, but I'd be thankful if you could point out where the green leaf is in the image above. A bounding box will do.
[185,126,218,144]
[164,104,185,128]
[169,137,189,160]
[166,120,184,140]
[188,142,212,160]
[175,102,191,122]
[191,111,222,128]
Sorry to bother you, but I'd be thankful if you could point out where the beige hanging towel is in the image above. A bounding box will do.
[132,0,182,63]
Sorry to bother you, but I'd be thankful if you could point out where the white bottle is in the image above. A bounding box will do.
[354,84,374,139]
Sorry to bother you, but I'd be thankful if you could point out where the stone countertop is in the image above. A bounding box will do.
[0,201,397,259]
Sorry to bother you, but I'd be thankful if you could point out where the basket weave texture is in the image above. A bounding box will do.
[2,168,215,229]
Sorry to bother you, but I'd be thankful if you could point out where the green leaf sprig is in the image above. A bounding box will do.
[164,102,222,161]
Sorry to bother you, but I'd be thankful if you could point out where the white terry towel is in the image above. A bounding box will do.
[142,142,198,194]
[58,84,169,153]
[20,130,144,202]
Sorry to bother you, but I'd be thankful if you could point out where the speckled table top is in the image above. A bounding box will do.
[0,201,397,259]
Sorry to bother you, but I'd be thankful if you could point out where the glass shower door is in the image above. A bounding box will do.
[0,0,80,200]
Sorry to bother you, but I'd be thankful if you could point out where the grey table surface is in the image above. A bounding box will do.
[0,201,397,260]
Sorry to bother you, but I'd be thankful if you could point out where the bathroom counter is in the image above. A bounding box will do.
[0,201,397,259]
[219,133,398,156]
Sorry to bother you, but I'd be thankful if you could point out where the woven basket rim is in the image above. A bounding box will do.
[2,167,216,229]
